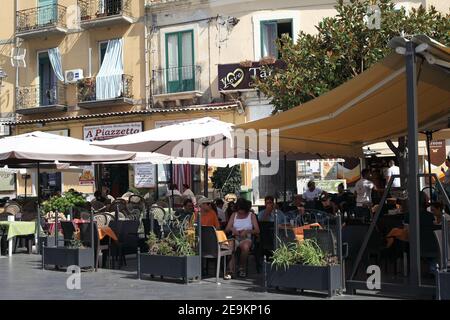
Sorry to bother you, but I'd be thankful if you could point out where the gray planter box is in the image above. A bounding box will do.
[42,246,95,269]
[437,271,450,300]
[265,262,342,297]
[138,253,201,284]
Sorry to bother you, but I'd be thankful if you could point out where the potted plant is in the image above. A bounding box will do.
[265,239,342,297]
[138,230,201,284]
[42,231,95,270]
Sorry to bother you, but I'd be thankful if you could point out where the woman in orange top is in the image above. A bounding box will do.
[193,198,220,228]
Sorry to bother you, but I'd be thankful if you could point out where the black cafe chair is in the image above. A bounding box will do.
[201,226,233,283]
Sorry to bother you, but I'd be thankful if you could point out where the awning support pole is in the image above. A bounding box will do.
[425,131,433,199]
[203,141,209,198]
[405,40,421,288]
[283,154,287,211]
[170,161,173,213]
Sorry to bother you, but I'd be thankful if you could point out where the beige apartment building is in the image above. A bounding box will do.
[0,0,447,201]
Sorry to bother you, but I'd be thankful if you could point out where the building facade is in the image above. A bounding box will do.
[0,0,447,201]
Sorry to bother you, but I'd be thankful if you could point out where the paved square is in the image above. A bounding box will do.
[0,254,393,300]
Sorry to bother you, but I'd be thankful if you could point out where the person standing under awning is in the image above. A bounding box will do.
[385,160,401,188]
[354,168,377,221]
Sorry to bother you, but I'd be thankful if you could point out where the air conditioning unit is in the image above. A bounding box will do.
[65,69,84,84]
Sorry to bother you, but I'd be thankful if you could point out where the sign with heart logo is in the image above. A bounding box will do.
[218,60,285,91]
[224,68,244,89]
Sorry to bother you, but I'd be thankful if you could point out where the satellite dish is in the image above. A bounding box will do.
[11,48,26,68]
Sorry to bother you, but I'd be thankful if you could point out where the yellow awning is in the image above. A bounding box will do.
[238,36,450,158]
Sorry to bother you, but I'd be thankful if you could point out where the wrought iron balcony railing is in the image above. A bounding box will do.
[79,0,131,21]
[16,84,66,110]
[77,74,133,102]
[16,4,67,34]
[152,65,201,95]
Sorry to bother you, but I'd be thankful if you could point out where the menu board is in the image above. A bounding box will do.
[134,164,156,188]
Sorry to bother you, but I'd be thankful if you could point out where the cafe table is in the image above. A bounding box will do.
[0,221,36,257]
[278,222,322,242]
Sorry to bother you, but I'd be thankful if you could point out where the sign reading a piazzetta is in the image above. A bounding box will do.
[83,122,142,141]
[218,60,285,91]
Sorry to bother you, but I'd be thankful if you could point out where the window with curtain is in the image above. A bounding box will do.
[261,19,293,59]
[96,38,124,100]
[165,30,194,93]
[99,41,108,66]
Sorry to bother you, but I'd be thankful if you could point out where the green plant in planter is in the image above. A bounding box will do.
[69,234,84,249]
[146,231,196,257]
[271,239,327,270]
[271,242,297,271]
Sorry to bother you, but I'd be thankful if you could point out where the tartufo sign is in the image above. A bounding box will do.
[218,60,285,91]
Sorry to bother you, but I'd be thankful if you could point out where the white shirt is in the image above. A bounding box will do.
[166,188,181,196]
[303,188,322,201]
[182,188,196,204]
[355,178,375,206]
[386,165,401,188]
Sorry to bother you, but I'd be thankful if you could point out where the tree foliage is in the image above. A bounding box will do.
[211,165,242,195]
[255,0,450,113]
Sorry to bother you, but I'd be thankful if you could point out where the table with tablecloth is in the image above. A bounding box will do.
[279,223,322,242]
[0,221,36,257]
[46,219,118,242]
[386,227,409,248]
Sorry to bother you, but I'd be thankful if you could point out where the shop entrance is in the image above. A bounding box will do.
[101,164,129,198]
[39,172,62,199]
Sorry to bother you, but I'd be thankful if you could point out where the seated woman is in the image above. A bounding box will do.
[225,198,260,278]
[192,198,220,229]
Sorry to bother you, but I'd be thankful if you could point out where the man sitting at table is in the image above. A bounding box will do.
[175,198,194,223]
[303,180,322,209]
[258,196,286,224]
[286,195,305,224]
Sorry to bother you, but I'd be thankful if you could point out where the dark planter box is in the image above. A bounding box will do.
[437,271,450,300]
[138,253,201,284]
[42,246,95,269]
[265,262,342,297]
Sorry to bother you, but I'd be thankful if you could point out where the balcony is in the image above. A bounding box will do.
[16,4,67,39]
[78,0,133,29]
[16,84,67,115]
[152,65,203,107]
[77,74,134,109]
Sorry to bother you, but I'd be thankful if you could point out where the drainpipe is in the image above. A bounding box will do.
[144,7,151,110]
[14,0,19,117]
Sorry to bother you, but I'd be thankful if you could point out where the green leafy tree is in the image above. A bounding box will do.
[256,0,449,113]
[211,165,242,196]
[41,190,86,215]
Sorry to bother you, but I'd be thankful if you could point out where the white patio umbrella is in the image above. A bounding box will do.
[0,131,136,253]
[93,117,236,196]
[0,131,135,163]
